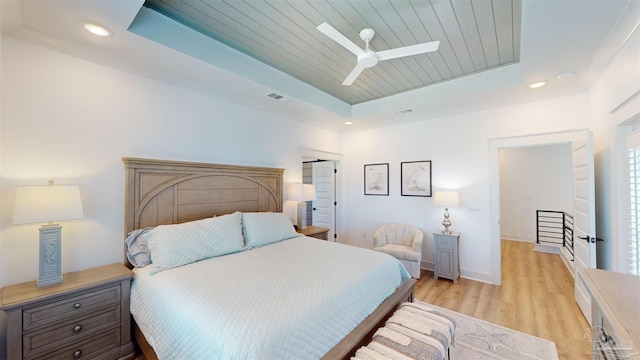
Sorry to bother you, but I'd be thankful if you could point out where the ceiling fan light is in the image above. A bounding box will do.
[358,51,379,68]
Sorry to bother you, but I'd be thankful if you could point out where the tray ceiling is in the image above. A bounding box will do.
[144,0,522,105]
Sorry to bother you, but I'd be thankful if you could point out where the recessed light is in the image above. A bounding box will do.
[344,121,353,126]
[528,81,546,89]
[83,23,110,37]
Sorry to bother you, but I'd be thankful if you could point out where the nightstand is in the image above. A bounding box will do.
[297,226,330,240]
[433,232,460,283]
[1,263,135,360]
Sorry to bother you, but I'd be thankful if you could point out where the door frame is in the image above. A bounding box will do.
[489,129,591,285]
[298,147,343,241]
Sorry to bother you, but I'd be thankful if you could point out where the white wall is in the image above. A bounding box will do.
[0,37,342,286]
[499,144,573,242]
[590,23,640,271]
[2,17,636,289]
[0,15,3,287]
[341,94,590,283]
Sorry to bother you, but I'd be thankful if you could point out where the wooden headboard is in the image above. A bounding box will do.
[123,157,284,236]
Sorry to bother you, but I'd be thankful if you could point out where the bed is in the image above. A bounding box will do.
[123,157,416,359]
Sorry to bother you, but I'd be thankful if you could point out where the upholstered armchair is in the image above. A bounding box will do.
[373,224,423,278]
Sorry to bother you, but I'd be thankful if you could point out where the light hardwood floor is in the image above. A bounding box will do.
[415,239,592,360]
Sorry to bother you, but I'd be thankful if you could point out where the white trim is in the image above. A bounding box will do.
[299,147,343,161]
[298,147,343,242]
[625,128,640,274]
[489,129,589,285]
[560,246,575,278]
[615,116,640,273]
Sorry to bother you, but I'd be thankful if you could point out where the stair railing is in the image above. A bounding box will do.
[536,210,574,260]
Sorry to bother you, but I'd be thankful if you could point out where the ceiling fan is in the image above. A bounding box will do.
[317,22,440,86]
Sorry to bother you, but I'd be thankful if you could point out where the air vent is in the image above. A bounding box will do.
[393,108,414,115]
[265,92,287,101]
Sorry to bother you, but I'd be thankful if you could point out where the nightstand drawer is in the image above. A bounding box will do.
[307,232,328,240]
[28,327,121,360]
[297,226,329,240]
[23,305,120,358]
[23,285,121,331]
[436,237,454,249]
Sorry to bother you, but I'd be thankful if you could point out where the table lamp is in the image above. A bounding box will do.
[12,182,84,287]
[288,183,316,230]
[434,190,459,234]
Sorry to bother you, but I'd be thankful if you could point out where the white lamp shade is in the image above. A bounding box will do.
[288,183,317,202]
[434,191,460,208]
[12,185,84,224]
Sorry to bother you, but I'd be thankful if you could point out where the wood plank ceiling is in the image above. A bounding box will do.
[144,0,521,105]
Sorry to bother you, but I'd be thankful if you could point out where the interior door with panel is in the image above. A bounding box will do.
[573,132,597,325]
[312,161,336,240]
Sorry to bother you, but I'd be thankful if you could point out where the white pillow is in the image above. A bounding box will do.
[146,212,244,272]
[242,212,300,248]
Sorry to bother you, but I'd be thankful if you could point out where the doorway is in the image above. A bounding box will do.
[303,160,336,232]
[499,145,574,242]
[498,144,574,269]
[299,148,343,241]
[489,130,596,286]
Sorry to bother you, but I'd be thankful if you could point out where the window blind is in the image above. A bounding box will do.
[627,130,640,275]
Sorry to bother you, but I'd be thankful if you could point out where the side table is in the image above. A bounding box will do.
[297,226,330,240]
[433,232,460,283]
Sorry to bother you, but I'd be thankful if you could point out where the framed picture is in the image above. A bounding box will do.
[364,163,389,196]
[401,160,432,197]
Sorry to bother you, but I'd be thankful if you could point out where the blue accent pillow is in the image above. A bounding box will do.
[242,212,300,248]
[146,212,244,273]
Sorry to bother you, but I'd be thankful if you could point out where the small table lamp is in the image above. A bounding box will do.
[434,190,459,234]
[12,182,84,287]
[288,183,316,230]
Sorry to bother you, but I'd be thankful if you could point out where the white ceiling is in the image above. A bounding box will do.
[1,0,636,132]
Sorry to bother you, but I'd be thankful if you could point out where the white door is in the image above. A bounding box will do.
[312,161,335,240]
[572,132,597,325]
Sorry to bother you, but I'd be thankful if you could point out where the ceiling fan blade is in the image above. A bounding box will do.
[342,65,365,86]
[317,22,365,56]
[377,41,440,61]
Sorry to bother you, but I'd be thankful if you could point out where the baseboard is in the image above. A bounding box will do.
[560,247,575,278]
[419,262,496,285]
[459,269,495,284]
[534,243,561,254]
[500,235,534,242]
[420,260,434,271]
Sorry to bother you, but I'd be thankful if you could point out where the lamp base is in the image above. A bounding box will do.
[296,201,308,230]
[441,208,453,235]
[37,224,63,287]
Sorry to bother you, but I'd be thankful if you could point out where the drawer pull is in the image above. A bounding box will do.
[72,324,83,333]
[73,302,82,309]
[72,349,82,358]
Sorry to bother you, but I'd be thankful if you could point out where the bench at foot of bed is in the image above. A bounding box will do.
[351,302,456,360]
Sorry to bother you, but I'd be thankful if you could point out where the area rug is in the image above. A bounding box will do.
[415,301,559,360]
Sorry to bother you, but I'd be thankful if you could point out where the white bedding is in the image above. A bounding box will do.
[131,236,411,360]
